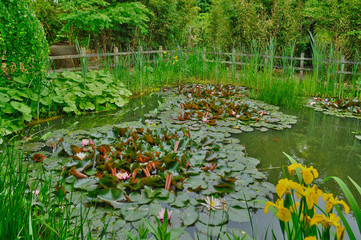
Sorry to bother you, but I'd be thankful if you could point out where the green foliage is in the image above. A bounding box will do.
[0,70,131,142]
[31,0,63,44]
[0,142,93,239]
[50,70,131,114]
[143,0,199,48]
[60,0,152,48]
[0,0,48,87]
[143,210,185,240]
[324,176,361,240]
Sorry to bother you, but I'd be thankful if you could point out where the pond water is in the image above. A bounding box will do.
[27,92,361,239]
[236,107,361,239]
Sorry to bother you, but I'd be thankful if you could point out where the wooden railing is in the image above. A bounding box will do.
[49,46,361,77]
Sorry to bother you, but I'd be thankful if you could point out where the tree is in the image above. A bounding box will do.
[60,0,152,49]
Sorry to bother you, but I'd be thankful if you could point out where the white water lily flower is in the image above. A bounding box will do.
[201,196,223,211]
[76,152,87,160]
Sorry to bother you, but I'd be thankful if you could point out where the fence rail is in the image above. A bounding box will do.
[49,46,361,76]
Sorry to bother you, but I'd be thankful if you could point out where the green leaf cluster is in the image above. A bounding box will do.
[0,70,131,142]
[0,0,48,87]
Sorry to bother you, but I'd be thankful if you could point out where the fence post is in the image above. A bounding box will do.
[114,47,119,65]
[203,47,206,61]
[159,46,163,59]
[300,52,305,79]
[341,55,345,75]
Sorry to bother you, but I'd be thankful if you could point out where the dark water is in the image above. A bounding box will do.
[29,93,163,133]
[237,107,361,198]
[236,107,361,239]
[29,94,361,239]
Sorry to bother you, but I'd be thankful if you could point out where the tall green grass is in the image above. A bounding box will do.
[71,38,361,109]
[0,141,93,239]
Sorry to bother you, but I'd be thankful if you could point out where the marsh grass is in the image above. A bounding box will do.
[70,37,361,110]
[0,141,93,239]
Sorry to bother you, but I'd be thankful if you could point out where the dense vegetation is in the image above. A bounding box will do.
[1,1,361,240]
[32,0,361,58]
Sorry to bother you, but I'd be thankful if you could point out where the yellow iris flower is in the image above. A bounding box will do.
[302,166,319,184]
[276,178,303,198]
[310,213,345,240]
[304,237,317,240]
[288,163,318,184]
[264,198,292,222]
[302,185,323,210]
[323,193,350,214]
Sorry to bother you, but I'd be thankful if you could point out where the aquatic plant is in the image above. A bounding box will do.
[264,155,350,240]
[0,141,94,239]
[306,97,361,119]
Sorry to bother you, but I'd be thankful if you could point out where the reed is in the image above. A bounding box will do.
[0,141,93,239]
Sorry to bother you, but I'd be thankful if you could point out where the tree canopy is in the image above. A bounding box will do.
[31,0,361,57]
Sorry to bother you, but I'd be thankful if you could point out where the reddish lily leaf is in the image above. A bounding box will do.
[69,166,88,179]
[33,153,46,162]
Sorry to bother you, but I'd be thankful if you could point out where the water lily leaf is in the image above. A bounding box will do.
[184,176,207,190]
[121,203,149,222]
[99,175,118,188]
[158,191,175,204]
[84,168,97,175]
[141,176,163,186]
[74,178,98,191]
[205,151,219,162]
[200,136,216,146]
[240,126,253,132]
[97,188,123,202]
[182,205,198,226]
[199,211,228,226]
[144,185,162,199]
[171,192,190,208]
[129,191,152,204]
[228,206,250,223]
[148,203,163,216]
[195,221,225,237]
[22,142,45,152]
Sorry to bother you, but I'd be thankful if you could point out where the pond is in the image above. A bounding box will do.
[24,87,361,239]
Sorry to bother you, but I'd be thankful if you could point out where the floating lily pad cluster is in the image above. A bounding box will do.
[24,84,299,239]
[306,97,361,119]
[27,122,274,239]
[146,84,297,132]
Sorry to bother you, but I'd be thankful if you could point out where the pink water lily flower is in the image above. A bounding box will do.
[236,115,240,118]
[116,171,130,180]
[81,139,89,146]
[157,208,172,221]
[32,189,40,195]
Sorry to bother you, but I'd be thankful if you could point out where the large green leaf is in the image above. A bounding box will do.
[182,206,199,226]
[121,204,149,222]
[10,101,31,115]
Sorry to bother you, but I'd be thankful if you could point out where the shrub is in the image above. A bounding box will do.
[0,0,48,87]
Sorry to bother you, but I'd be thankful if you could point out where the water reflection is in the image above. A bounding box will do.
[236,107,361,200]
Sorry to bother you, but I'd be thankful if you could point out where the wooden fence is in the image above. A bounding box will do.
[49,46,361,77]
